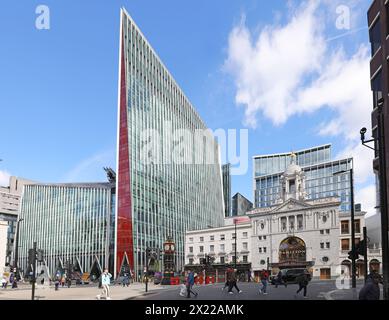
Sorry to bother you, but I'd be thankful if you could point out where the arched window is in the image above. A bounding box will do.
[279,237,306,265]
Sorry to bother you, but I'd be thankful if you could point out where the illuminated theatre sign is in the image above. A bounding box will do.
[279,237,307,264]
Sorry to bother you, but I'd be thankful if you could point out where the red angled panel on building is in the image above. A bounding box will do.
[117,29,134,274]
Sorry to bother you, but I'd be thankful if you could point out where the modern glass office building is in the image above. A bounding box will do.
[253,145,353,212]
[232,193,253,216]
[222,164,231,217]
[18,183,115,278]
[116,8,224,278]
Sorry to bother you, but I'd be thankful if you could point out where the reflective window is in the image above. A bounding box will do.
[371,69,383,108]
[369,18,381,56]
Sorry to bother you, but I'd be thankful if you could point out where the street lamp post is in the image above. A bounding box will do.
[13,218,24,279]
[377,101,389,300]
[363,227,368,283]
[334,166,356,289]
[145,247,150,293]
[360,97,389,300]
[234,219,237,269]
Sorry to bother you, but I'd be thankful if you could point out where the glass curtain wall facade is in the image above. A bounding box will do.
[254,145,332,177]
[18,183,115,278]
[232,193,253,216]
[222,164,231,217]
[116,8,224,278]
[254,145,353,212]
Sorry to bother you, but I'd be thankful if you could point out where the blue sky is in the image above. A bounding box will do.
[0,0,376,215]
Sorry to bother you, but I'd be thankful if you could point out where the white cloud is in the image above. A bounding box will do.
[297,46,371,142]
[225,1,371,133]
[335,142,373,186]
[0,170,11,187]
[63,149,115,183]
[225,1,375,210]
[225,1,326,127]
[355,184,377,218]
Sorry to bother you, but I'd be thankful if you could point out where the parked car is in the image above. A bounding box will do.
[270,268,311,285]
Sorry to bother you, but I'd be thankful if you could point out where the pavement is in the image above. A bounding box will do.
[137,279,383,300]
[0,282,174,300]
[0,279,383,300]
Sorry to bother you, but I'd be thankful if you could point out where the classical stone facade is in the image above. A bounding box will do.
[185,217,252,267]
[250,197,341,279]
[0,221,8,271]
[249,155,382,279]
[185,155,383,280]
[0,176,34,266]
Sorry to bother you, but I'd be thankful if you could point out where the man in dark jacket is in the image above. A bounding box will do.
[222,268,232,291]
[359,271,382,300]
[295,272,309,298]
[228,269,242,294]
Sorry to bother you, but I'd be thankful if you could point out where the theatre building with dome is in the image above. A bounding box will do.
[249,154,343,279]
[185,154,382,280]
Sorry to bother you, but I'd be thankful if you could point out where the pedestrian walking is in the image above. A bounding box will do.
[96,269,112,300]
[54,274,60,291]
[122,272,130,287]
[98,273,103,288]
[1,276,7,289]
[61,274,66,287]
[222,268,232,291]
[258,270,269,295]
[359,271,383,300]
[275,270,287,288]
[12,275,18,289]
[129,270,134,284]
[9,273,16,289]
[228,269,242,294]
[128,271,132,286]
[185,270,198,298]
[247,269,253,282]
[295,271,309,299]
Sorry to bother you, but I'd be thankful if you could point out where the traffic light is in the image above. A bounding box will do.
[348,250,359,260]
[28,249,36,265]
[37,250,44,262]
[356,240,366,256]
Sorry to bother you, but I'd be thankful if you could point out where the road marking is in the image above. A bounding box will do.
[319,290,336,300]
